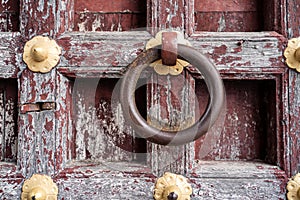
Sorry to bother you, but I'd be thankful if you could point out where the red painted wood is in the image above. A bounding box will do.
[148,0,188,34]
[0,79,18,162]
[74,0,146,31]
[0,0,19,32]
[193,0,287,33]
[54,73,73,171]
[74,12,146,31]
[195,80,278,163]
[0,33,20,78]
[287,0,300,38]
[20,0,72,38]
[147,70,195,175]
[0,0,298,198]
[195,0,258,12]
[194,0,261,32]
[195,12,261,32]
[75,0,146,12]
[71,78,146,161]
[16,0,73,177]
[286,0,300,176]
[0,84,3,160]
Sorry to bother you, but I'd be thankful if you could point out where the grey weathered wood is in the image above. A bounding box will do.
[18,111,56,178]
[0,88,4,161]
[286,0,300,176]
[147,71,195,176]
[288,71,300,175]
[54,72,73,171]
[0,0,297,199]
[72,79,135,162]
[50,161,286,199]
[20,0,73,38]
[57,32,285,77]
[18,70,58,177]
[0,163,23,199]
[0,32,21,78]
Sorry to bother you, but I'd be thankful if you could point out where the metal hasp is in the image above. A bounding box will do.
[287,173,300,200]
[21,174,58,200]
[20,102,56,114]
[23,36,61,73]
[153,172,192,200]
[120,37,225,145]
[146,31,190,75]
[284,37,300,72]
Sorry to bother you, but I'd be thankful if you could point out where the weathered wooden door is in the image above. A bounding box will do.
[1,0,300,199]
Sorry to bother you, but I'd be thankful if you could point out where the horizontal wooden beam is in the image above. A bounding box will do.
[57,31,286,78]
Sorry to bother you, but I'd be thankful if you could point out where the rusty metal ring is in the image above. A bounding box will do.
[120,44,225,145]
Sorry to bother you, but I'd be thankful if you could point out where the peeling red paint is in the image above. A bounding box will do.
[0,0,298,199]
[44,117,54,132]
[213,45,228,55]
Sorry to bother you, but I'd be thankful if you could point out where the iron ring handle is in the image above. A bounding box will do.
[120,44,225,145]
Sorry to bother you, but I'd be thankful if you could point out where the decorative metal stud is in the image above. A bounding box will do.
[284,37,300,72]
[154,172,193,200]
[146,31,191,75]
[23,36,61,73]
[287,173,300,200]
[150,59,189,76]
[21,174,58,200]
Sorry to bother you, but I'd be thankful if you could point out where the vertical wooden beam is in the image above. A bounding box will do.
[0,80,18,162]
[54,73,72,172]
[0,85,4,161]
[18,69,57,177]
[147,71,195,176]
[20,0,73,38]
[3,80,18,162]
[18,0,73,177]
[147,0,196,175]
[148,0,191,35]
[286,0,300,38]
[286,0,300,175]
[288,72,300,175]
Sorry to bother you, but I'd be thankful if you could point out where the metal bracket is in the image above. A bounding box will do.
[20,102,56,114]
[21,174,58,200]
[146,31,191,75]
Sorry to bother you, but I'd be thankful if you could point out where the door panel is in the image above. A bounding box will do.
[0,0,299,199]
[195,79,277,162]
[72,78,146,161]
[0,0,19,32]
[194,0,261,32]
[0,79,18,162]
[74,0,147,31]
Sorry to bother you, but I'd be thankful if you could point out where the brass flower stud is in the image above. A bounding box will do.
[284,37,300,72]
[287,173,300,200]
[21,174,58,200]
[23,36,61,73]
[154,172,193,200]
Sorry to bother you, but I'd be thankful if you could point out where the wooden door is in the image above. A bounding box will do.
[0,0,299,199]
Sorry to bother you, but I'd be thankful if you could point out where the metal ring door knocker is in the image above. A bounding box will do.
[120,39,225,146]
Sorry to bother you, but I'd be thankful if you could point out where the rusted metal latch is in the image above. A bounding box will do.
[146,31,191,75]
[20,102,56,114]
